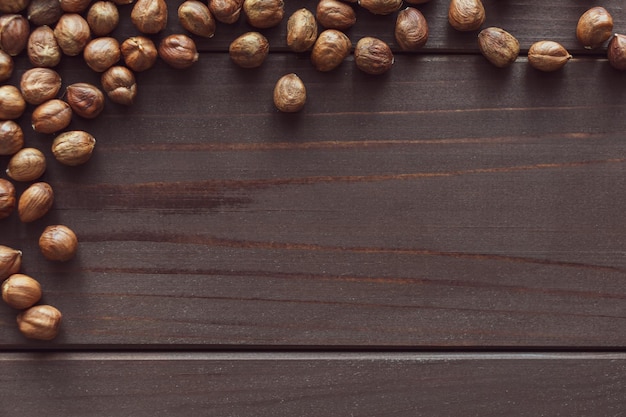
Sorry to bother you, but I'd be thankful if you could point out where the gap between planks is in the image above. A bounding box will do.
[1,351,625,361]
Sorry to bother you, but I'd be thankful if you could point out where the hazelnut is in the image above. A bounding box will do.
[0,0,29,13]
[60,0,92,13]
[354,36,394,75]
[316,0,356,30]
[6,148,47,182]
[405,0,431,3]
[84,37,121,72]
[448,0,485,32]
[0,14,29,56]
[310,29,351,72]
[0,50,13,82]
[243,0,284,29]
[131,0,168,34]
[32,99,73,134]
[576,7,613,49]
[0,120,24,155]
[112,0,135,4]
[54,13,92,56]
[395,7,429,51]
[273,73,306,113]
[88,1,120,37]
[39,224,78,262]
[0,178,16,219]
[229,32,269,68]
[0,85,26,120]
[52,130,96,165]
[359,0,402,15]
[17,304,62,341]
[20,67,63,105]
[286,8,317,53]
[478,27,519,68]
[608,34,626,71]
[178,0,216,38]
[2,274,42,309]
[528,40,571,72]
[0,245,22,280]
[209,0,244,24]
[28,25,62,68]
[27,0,63,26]
[121,36,158,72]
[18,182,54,223]
[66,83,106,119]
[101,66,137,105]
[158,34,199,69]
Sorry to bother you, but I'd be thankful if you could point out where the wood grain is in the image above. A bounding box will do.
[1,54,625,347]
[0,353,624,416]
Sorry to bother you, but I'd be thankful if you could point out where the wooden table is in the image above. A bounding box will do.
[1,0,625,414]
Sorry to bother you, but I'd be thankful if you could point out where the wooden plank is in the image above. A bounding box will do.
[0,352,624,416]
[1,54,625,347]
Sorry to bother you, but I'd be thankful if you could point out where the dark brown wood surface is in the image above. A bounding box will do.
[0,352,624,416]
[1,0,625,414]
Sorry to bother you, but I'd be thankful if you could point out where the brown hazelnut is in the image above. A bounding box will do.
[88,1,120,37]
[18,182,54,223]
[32,99,73,134]
[54,13,92,56]
[229,32,269,68]
[2,274,42,309]
[158,34,199,69]
[27,0,63,26]
[20,67,62,105]
[576,7,613,49]
[395,7,429,51]
[84,37,121,72]
[0,178,16,219]
[0,0,29,13]
[359,0,402,15]
[243,0,284,29]
[28,25,62,68]
[39,224,78,262]
[310,29,351,72]
[52,130,96,165]
[66,83,106,119]
[273,73,306,113]
[121,36,158,72]
[17,304,62,340]
[0,85,26,120]
[60,0,92,13]
[528,40,571,72]
[316,0,355,30]
[478,27,519,68]
[209,0,244,24]
[354,36,394,75]
[608,34,626,71]
[0,245,22,281]
[112,0,135,4]
[286,8,317,53]
[0,120,24,155]
[178,0,216,38]
[6,148,47,182]
[448,0,485,32]
[131,0,168,34]
[405,0,431,3]
[0,50,13,82]
[101,66,137,105]
[0,14,29,56]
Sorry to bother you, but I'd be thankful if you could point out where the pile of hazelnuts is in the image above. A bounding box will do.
[0,0,209,342]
